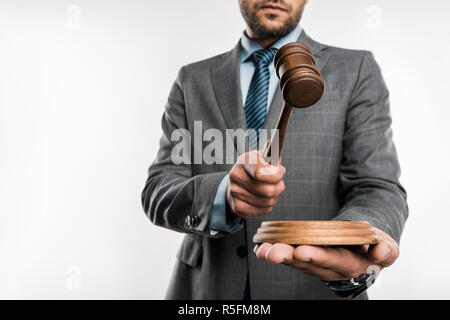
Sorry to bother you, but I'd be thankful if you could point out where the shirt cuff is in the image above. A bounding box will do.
[210,174,243,234]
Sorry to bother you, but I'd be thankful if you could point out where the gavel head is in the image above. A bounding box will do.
[274,42,324,108]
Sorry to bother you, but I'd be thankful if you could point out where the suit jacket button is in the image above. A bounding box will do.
[192,215,201,227]
[237,245,247,258]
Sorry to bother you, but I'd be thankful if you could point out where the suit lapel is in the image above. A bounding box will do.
[211,43,247,131]
[298,30,330,73]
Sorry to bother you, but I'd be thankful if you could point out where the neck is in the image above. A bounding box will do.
[245,28,278,49]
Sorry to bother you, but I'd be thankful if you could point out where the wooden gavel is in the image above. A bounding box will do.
[254,43,379,246]
[263,42,324,164]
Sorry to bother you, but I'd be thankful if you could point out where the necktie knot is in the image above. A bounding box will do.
[250,48,278,66]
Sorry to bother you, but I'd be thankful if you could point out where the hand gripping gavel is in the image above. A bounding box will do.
[263,42,324,164]
[254,43,379,246]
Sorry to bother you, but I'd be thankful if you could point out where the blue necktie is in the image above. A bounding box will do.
[242,48,277,300]
[244,47,278,148]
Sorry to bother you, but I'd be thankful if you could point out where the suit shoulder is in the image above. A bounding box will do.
[182,50,231,75]
[317,43,379,77]
[323,44,371,63]
[323,43,383,71]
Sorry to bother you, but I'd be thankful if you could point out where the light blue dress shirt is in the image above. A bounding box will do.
[210,24,303,234]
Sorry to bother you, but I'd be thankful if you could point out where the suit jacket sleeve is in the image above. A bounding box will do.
[333,51,409,243]
[141,66,228,237]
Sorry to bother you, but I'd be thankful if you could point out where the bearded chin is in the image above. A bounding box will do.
[248,15,298,40]
[242,2,303,40]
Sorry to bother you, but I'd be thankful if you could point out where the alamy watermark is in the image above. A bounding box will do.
[66,265,81,290]
[66,5,82,30]
[366,5,382,30]
[170,121,280,166]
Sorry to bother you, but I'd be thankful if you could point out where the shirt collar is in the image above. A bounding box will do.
[240,24,303,63]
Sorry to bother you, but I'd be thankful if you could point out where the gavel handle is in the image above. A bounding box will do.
[263,103,293,164]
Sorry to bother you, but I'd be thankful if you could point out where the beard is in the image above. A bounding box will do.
[239,0,304,39]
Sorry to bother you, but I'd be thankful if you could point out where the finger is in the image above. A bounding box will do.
[256,244,349,281]
[368,242,392,267]
[286,261,349,281]
[293,245,372,279]
[251,163,285,183]
[232,170,285,199]
[367,228,400,267]
[255,243,272,260]
[240,151,285,183]
[229,163,253,189]
[368,240,398,268]
[229,183,279,208]
[264,243,295,264]
[232,198,272,218]
[255,243,349,281]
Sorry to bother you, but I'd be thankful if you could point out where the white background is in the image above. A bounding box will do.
[0,0,449,299]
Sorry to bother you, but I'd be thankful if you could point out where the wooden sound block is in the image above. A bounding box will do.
[253,221,380,246]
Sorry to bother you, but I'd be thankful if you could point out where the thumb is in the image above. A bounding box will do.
[367,241,395,267]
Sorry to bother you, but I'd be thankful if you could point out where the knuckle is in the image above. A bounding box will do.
[237,153,246,163]
[229,168,239,181]
[294,246,312,262]
[259,196,273,206]
[254,167,265,181]
[234,201,244,214]
[264,185,277,198]
[229,186,240,197]
[279,181,286,193]
[254,169,262,181]
[264,206,273,214]
[268,184,283,199]
[272,182,284,197]
[275,166,284,177]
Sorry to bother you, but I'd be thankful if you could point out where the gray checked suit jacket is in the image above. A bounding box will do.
[141,30,408,300]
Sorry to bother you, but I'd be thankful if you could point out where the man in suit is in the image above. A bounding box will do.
[141,0,408,299]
